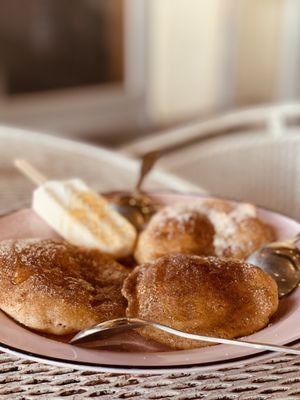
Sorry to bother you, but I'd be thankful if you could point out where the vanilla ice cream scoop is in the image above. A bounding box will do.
[14,160,137,258]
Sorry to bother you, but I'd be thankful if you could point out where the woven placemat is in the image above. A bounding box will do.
[0,351,300,399]
[0,127,299,399]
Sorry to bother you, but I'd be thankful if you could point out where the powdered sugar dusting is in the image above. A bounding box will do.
[205,203,257,256]
[147,199,267,258]
[151,206,202,239]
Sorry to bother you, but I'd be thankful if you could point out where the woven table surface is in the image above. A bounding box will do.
[0,127,299,399]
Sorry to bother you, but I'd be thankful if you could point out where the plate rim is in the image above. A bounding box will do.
[0,192,299,374]
[1,337,299,374]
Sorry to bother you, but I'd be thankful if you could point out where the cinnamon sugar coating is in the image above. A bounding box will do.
[134,199,275,263]
[0,239,128,334]
[122,254,279,350]
[134,208,215,264]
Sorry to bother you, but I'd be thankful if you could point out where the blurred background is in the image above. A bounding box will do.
[0,0,299,145]
[1,0,300,218]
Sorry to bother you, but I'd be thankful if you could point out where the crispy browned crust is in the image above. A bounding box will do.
[134,209,215,264]
[122,254,278,350]
[134,200,276,264]
[0,239,129,335]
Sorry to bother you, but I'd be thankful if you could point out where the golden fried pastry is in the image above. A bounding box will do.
[200,199,275,259]
[0,239,128,335]
[123,254,278,350]
[134,207,215,264]
[134,200,275,263]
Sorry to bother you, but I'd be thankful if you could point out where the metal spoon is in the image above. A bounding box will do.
[69,317,300,356]
[110,151,160,230]
[247,233,300,298]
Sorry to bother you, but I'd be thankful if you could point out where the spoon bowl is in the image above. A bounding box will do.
[109,151,160,230]
[246,234,300,298]
[110,192,158,230]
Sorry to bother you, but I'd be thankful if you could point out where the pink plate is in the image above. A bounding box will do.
[0,193,299,374]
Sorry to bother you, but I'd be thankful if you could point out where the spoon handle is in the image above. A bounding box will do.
[150,321,300,355]
[135,151,160,193]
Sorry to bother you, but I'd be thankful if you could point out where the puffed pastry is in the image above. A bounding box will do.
[134,199,275,264]
[122,253,278,350]
[134,206,215,264]
[0,239,128,335]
